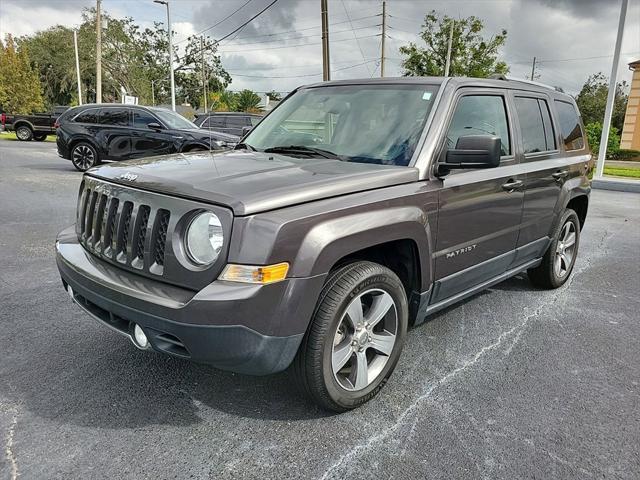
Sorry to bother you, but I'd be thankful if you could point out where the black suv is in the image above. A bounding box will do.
[57,77,592,411]
[56,104,239,171]
[194,112,263,136]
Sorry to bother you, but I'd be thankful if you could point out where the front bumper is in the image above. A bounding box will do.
[56,226,326,375]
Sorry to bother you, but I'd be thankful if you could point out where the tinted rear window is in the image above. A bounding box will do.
[515,97,556,154]
[133,110,157,128]
[99,108,130,126]
[554,100,584,151]
[227,116,245,127]
[74,108,99,124]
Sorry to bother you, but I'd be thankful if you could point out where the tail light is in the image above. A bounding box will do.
[54,120,60,129]
[1,113,5,126]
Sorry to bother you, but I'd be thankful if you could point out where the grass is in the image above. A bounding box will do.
[603,167,640,179]
[0,131,56,142]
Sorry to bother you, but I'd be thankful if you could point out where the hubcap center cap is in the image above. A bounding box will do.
[354,328,369,350]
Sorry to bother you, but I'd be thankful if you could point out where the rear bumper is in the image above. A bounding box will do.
[56,226,326,375]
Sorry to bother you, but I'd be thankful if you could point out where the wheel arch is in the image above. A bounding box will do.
[566,194,588,230]
[13,120,35,132]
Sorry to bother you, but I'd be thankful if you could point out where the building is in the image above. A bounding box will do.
[620,59,640,150]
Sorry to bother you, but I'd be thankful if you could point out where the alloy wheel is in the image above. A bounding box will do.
[331,288,398,391]
[554,221,577,278]
[16,127,31,140]
[72,145,95,170]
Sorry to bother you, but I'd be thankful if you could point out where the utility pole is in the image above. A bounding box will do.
[154,0,176,110]
[444,20,454,77]
[595,0,628,178]
[96,0,102,103]
[530,56,537,80]
[380,1,386,77]
[201,36,207,113]
[73,30,82,105]
[321,0,330,81]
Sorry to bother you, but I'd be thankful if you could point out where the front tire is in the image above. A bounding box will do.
[528,209,580,289]
[294,261,408,412]
[71,142,100,172]
[15,125,33,141]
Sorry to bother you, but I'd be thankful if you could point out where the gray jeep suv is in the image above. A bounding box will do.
[56,77,592,411]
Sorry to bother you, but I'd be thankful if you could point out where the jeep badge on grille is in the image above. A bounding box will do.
[119,172,138,182]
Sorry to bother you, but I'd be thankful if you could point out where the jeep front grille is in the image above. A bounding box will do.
[75,177,232,291]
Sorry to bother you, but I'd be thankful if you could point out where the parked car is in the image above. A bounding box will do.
[194,112,263,136]
[56,77,592,411]
[4,106,68,141]
[56,104,238,171]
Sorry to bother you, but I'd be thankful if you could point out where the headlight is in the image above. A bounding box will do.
[185,212,223,265]
[214,140,225,147]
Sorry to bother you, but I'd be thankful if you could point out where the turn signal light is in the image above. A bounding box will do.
[220,262,289,284]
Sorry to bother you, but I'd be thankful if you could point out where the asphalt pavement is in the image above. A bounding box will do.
[1,137,639,479]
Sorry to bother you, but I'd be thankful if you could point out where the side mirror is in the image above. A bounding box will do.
[241,125,253,136]
[147,122,162,130]
[439,135,501,175]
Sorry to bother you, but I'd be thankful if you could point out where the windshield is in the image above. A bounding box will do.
[152,109,196,130]
[243,84,438,166]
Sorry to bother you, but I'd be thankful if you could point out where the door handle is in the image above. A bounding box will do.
[502,179,523,192]
[552,170,569,180]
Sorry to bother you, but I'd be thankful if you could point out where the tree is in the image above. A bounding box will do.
[0,35,44,113]
[585,122,620,157]
[400,11,508,78]
[575,73,628,133]
[209,90,237,111]
[235,89,262,112]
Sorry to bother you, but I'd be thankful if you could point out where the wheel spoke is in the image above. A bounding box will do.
[345,296,364,328]
[332,342,353,372]
[365,293,394,328]
[554,254,562,276]
[368,331,395,356]
[564,232,576,248]
[352,351,369,390]
[562,223,571,240]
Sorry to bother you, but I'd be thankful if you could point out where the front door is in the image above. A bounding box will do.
[431,90,525,305]
[129,109,175,158]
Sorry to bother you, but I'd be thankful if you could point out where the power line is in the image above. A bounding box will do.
[219,34,380,54]
[217,0,281,44]
[228,59,378,78]
[175,0,255,44]
[340,0,373,76]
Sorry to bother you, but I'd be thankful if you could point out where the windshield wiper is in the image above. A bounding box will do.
[263,145,342,160]
[235,142,256,151]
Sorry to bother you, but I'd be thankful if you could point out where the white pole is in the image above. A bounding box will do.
[166,2,176,111]
[595,0,628,178]
[73,30,82,105]
[96,0,102,103]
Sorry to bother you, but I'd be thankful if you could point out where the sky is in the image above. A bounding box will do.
[1,0,639,95]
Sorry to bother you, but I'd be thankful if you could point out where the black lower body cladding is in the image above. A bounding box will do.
[56,226,326,375]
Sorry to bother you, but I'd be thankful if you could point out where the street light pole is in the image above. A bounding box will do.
[96,0,102,103]
[73,30,83,105]
[154,0,176,111]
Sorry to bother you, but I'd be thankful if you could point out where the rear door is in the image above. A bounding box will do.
[129,109,176,158]
[226,116,246,136]
[511,93,563,261]
[97,107,131,160]
[431,89,525,305]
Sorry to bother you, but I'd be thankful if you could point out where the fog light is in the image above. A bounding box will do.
[133,324,149,349]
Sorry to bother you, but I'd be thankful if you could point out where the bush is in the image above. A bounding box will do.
[585,122,620,157]
[607,149,640,161]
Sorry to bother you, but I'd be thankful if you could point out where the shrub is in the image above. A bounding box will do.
[585,122,620,157]
[607,149,640,161]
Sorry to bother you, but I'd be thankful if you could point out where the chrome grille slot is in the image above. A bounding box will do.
[93,194,108,249]
[132,205,150,269]
[116,201,134,263]
[79,189,91,236]
[152,209,170,269]
[84,191,98,240]
[103,197,120,257]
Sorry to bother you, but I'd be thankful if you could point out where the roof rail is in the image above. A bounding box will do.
[488,74,564,93]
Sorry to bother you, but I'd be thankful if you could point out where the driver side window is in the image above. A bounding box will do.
[447,95,511,156]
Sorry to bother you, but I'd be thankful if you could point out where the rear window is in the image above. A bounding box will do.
[554,100,585,151]
[73,108,99,124]
[227,116,245,127]
[514,97,556,154]
[99,108,130,127]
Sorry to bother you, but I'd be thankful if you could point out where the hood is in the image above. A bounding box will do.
[87,150,418,216]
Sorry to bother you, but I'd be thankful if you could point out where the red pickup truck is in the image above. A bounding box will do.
[2,106,68,141]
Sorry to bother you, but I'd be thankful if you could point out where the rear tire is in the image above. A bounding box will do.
[528,209,580,289]
[294,261,408,412]
[33,133,47,141]
[16,125,33,141]
[71,142,100,172]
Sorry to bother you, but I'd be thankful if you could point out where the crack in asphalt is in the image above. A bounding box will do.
[319,227,614,480]
[4,407,19,480]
